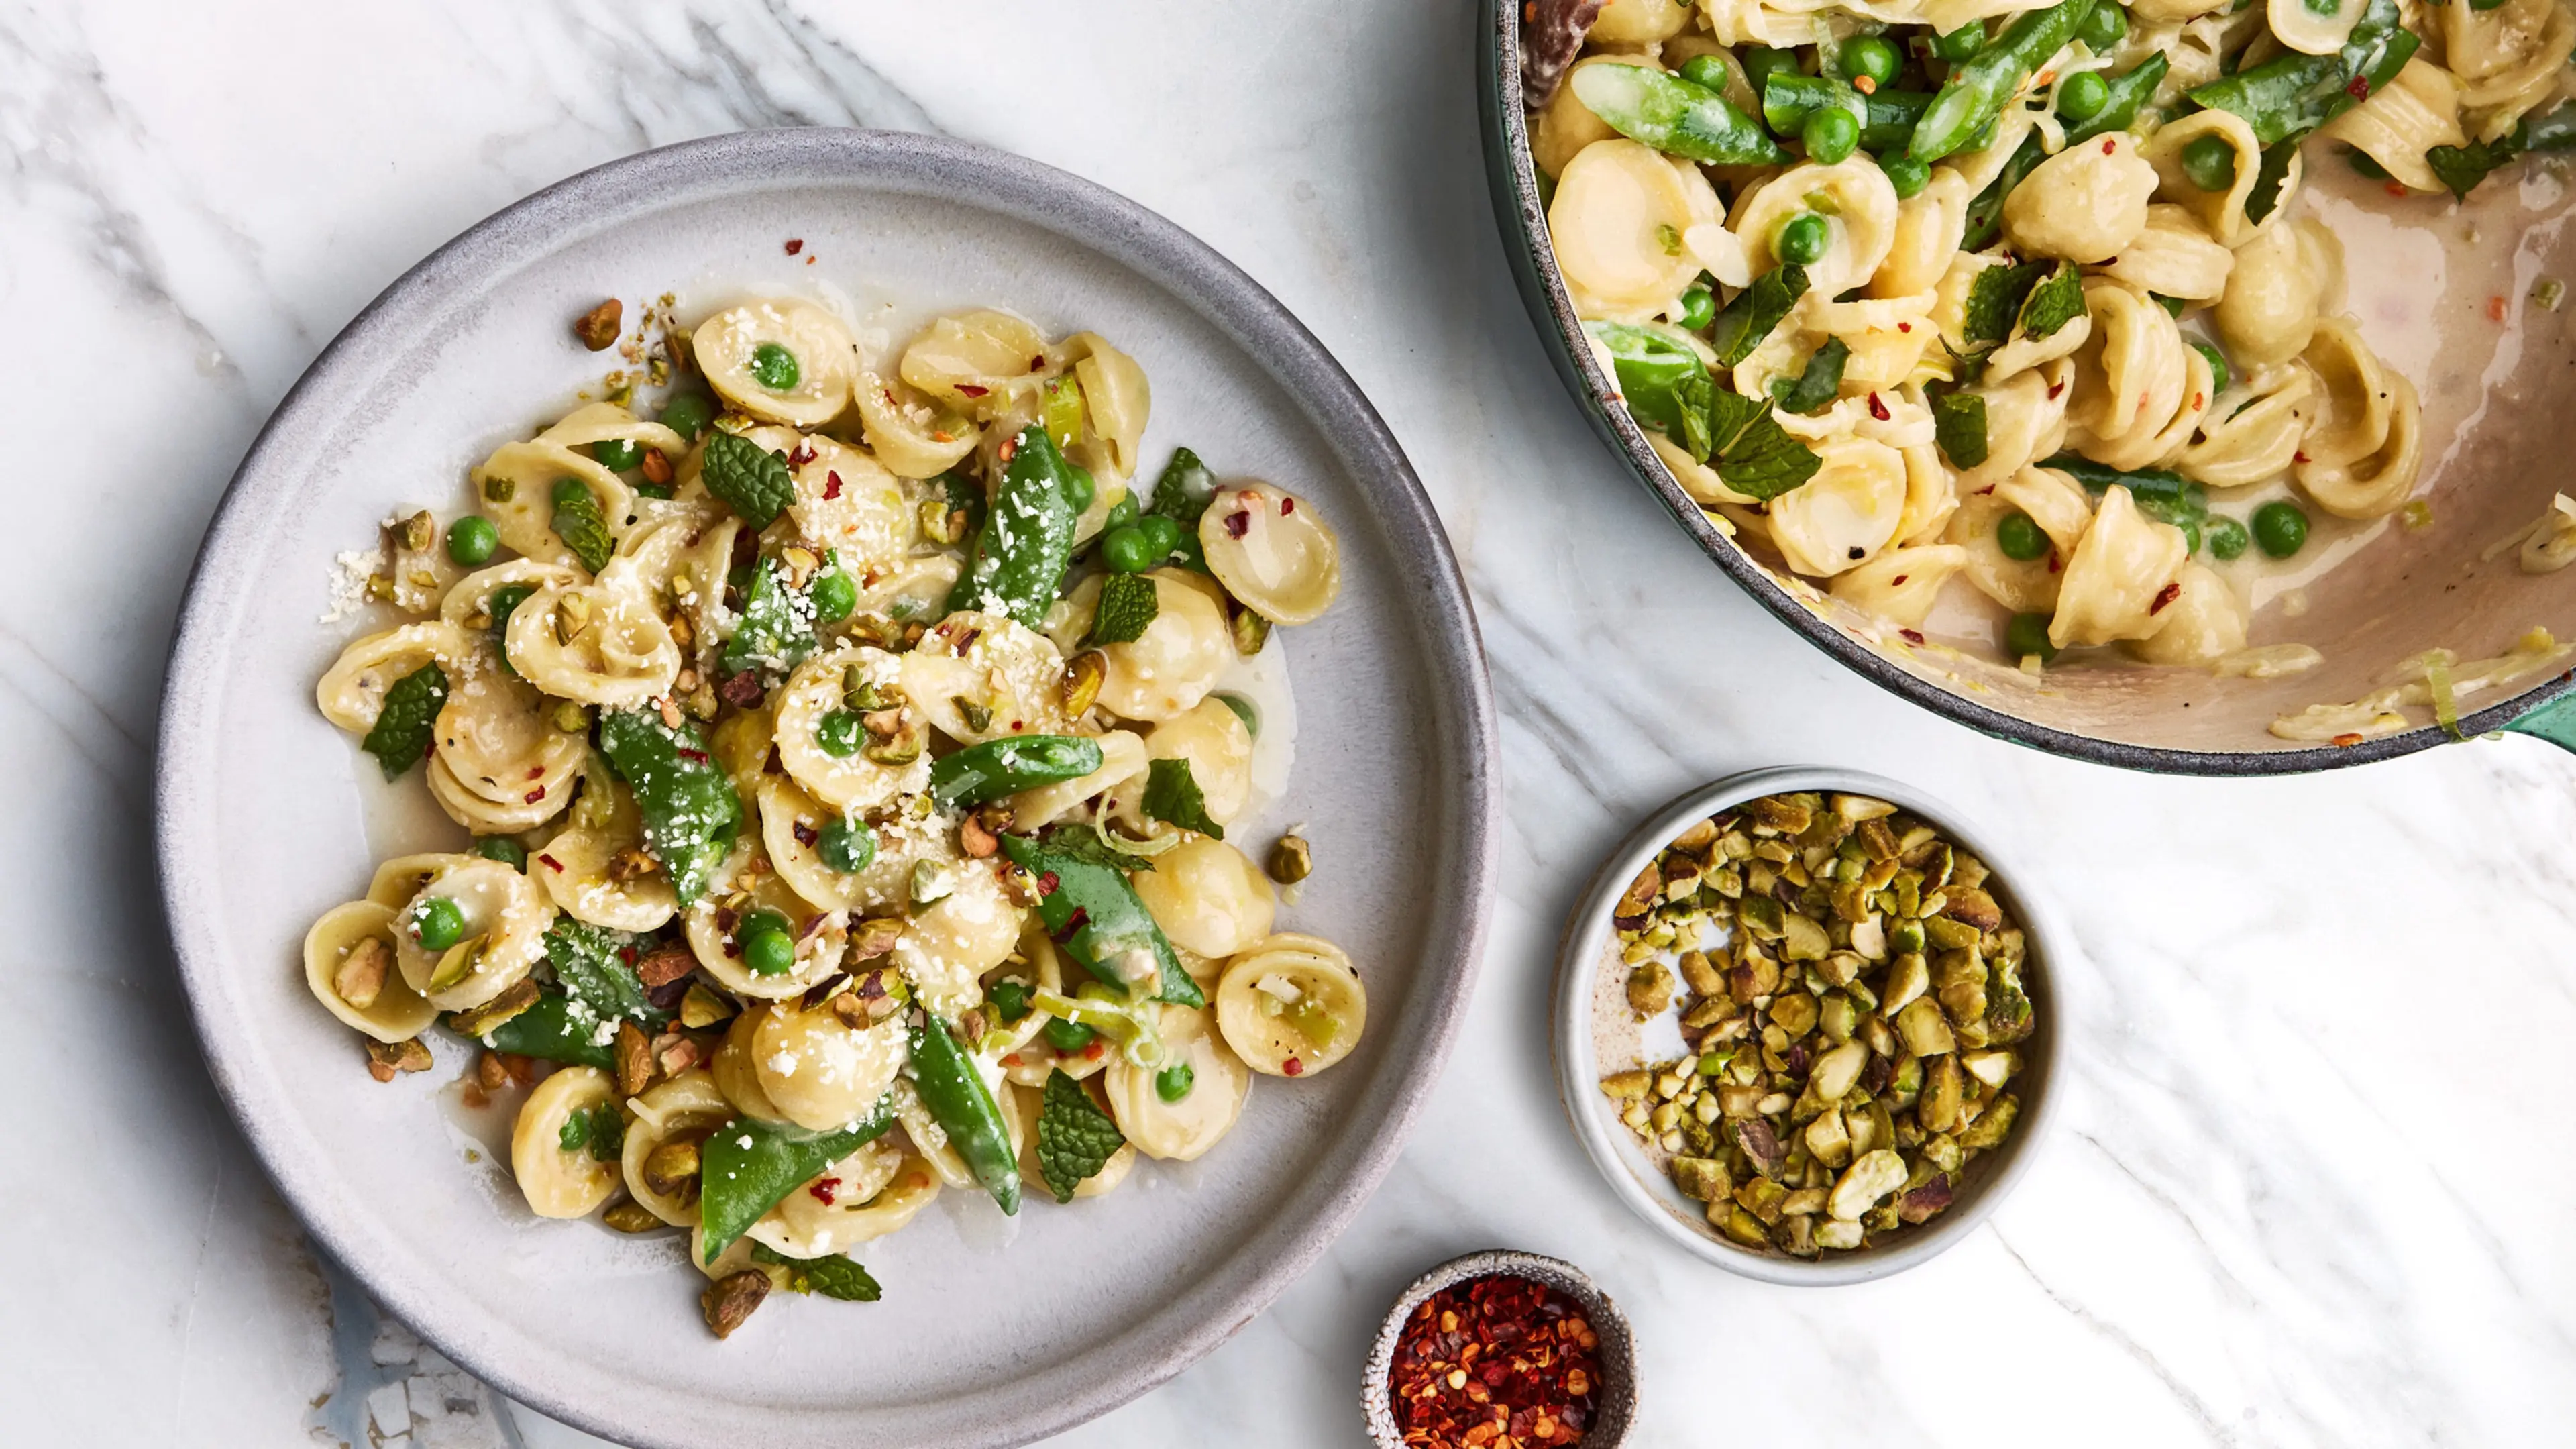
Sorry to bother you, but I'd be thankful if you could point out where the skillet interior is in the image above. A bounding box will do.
[1481,0,2576,771]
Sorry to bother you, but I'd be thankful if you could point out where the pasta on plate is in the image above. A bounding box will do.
[301,294,1364,1338]
[1532,0,2573,672]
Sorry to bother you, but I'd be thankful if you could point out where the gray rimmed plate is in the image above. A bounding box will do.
[156,129,1495,1449]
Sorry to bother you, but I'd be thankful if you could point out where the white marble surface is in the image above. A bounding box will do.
[9,1,2575,1444]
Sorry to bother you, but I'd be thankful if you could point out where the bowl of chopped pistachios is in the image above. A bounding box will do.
[1554,769,2061,1284]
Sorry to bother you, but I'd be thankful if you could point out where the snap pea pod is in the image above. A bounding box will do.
[1911,0,2097,162]
[2041,452,2210,549]
[998,829,1203,1007]
[456,990,612,1069]
[949,424,1081,631]
[698,1097,898,1259]
[908,1016,1020,1215]
[1960,55,2169,250]
[926,735,1104,808]
[596,706,743,907]
[1760,73,1933,152]
[2184,0,2415,145]
[1572,62,1790,166]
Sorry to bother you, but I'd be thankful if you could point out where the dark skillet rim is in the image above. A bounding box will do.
[154,127,1499,1448]
[1475,0,2576,775]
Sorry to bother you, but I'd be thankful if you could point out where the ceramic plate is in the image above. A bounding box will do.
[156,129,1495,1449]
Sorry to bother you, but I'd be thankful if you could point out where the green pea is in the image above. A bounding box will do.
[1880,154,1931,199]
[659,392,715,441]
[1155,1063,1197,1102]
[445,515,499,566]
[2181,134,2238,193]
[1841,35,1900,87]
[472,836,527,871]
[2154,293,2186,317]
[2076,2,2128,50]
[1677,284,1717,331]
[1933,22,1986,61]
[1777,212,1831,266]
[2057,70,2110,123]
[1740,45,1797,96]
[1104,493,1140,533]
[590,438,643,472]
[1134,513,1183,559]
[1042,1016,1098,1052]
[2004,612,2059,663]
[1214,692,1260,737]
[814,709,863,758]
[2206,515,2251,561]
[808,568,857,623]
[2189,341,2230,395]
[1065,462,1097,517]
[2253,500,2309,558]
[989,980,1034,1022]
[1801,106,1860,165]
[1995,511,2050,561]
[819,818,876,873]
[1102,524,1159,574]
[409,896,466,952]
[742,922,796,977]
[750,342,801,392]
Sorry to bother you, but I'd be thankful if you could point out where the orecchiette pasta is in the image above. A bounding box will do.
[2143,109,2296,248]
[2002,134,2157,264]
[2129,563,2249,665]
[1766,436,1909,577]
[1735,158,1900,299]
[1829,543,1972,628]
[1552,139,1729,320]
[2215,219,2340,370]
[2065,280,2211,472]
[1215,933,1368,1077]
[2177,363,2314,489]
[2095,205,2235,304]
[2049,484,2191,649]
[309,298,1362,1334]
[2318,58,2468,193]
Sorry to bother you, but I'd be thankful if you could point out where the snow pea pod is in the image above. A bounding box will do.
[949,424,1081,631]
[698,1097,898,1259]
[2041,452,2210,549]
[998,829,1203,1007]
[462,990,612,1069]
[908,1016,1020,1215]
[1911,0,2097,162]
[1760,73,1933,152]
[596,707,743,908]
[1571,62,1791,165]
[926,735,1104,809]
[2184,0,2415,145]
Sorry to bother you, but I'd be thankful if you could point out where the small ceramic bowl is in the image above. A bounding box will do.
[1553,768,2064,1285]
[1362,1250,1636,1448]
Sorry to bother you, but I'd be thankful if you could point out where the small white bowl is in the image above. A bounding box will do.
[1362,1250,1636,1448]
[1552,767,2063,1285]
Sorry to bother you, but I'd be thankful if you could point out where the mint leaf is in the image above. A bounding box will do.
[1930,389,1990,468]
[541,917,660,1026]
[750,1244,883,1301]
[361,663,447,780]
[1710,264,1810,367]
[1961,260,2047,351]
[1707,387,1768,457]
[462,989,613,1069]
[1148,447,1217,524]
[550,478,613,573]
[1768,337,1849,415]
[2244,140,2302,222]
[1714,407,1822,501]
[720,557,817,682]
[700,429,795,530]
[596,708,743,906]
[2016,262,2086,339]
[1088,572,1159,646]
[559,1108,590,1152]
[1141,758,1223,839]
[1036,1068,1126,1203]
[486,583,536,678]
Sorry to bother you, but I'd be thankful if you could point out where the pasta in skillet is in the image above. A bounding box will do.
[301,292,1364,1338]
[1531,0,2524,671]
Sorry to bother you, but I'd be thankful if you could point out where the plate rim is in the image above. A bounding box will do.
[154,126,1498,1448]
[1471,0,2575,775]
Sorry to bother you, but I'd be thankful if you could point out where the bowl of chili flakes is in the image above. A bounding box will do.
[1363,1248,1635,1448]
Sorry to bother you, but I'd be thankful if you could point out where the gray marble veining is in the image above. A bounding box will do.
[7,1,2574,1446]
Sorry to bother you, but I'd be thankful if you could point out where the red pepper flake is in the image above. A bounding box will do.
[720,670,765,708]
[2487,294,2510,323]
[538,853,564,873]
[788,442,816,468]
[807,1176,840,1205]
[784,238,804,256]
[2102,138,2116,155]
[1280,496,1295,515]
[2047,378,2066,400]
[2347,74,2371,100]
[1868,392,1890,421]
[2294,450,2310,464]
[2385,180,2408,199]
[1083,1040,1106,1061]
[2047,549,2063,574]
[2332,731,2365,747]
[677,746,711,763]
[1036,871,1060,897]
[1386,1274,1602,1447]
[618,946,637,964]
[523,786,547,804]
[792,821,820,847]
[1051,906,1091,944]
[1900,627,1925,645]
[2149,581,2181,614]
[2191,392,2206,410]
[1224,509,1251,539]
[1891,574,1909,586]
[1284,1056,1303,1076]
[1897,321,1912,333]
[961,384,991,400]
[824,470,843,500]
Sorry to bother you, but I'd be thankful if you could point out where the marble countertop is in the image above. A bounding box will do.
[12,1,2575,1445]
